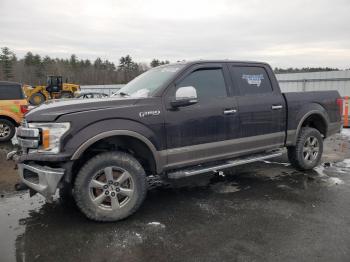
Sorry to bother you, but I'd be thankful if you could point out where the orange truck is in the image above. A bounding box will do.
[0,81,28,141]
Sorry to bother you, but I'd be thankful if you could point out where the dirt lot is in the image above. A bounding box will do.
[0,130,349,262]
[0,141,20,193]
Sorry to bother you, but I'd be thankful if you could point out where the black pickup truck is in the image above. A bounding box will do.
[11,60,342,221]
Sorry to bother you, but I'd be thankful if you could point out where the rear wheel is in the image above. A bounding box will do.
[0,119,15,142]
[29,92,46,105]
[288,127,323,170]
[74,151,147,222]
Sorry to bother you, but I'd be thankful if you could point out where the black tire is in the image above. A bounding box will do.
[74,151,147,222]
[287,127,323,170]
[0,118,16,142]
[29,92,46,105]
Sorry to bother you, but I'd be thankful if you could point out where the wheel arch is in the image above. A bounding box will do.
[294,110,329,144]
[71,130,163,175]
[0,114,19,126]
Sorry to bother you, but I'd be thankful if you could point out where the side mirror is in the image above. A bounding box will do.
[171,86,198,108]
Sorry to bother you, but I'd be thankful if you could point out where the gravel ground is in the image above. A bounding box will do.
[0,130,349,262]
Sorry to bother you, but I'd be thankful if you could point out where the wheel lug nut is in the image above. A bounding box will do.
[116,188,120,192]
[108,180,113,185]
[111,192,116,197]
[105,190,109,195]
[103,185,108,189]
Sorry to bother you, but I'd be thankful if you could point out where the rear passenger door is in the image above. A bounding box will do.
[229,64,286,150]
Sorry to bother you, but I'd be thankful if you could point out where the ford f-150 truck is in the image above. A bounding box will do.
[11,60,343,221]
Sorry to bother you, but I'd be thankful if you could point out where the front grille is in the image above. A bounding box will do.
[23,169,39,184]
[17,127,40,138]
[17,137,39,148]
[16,125,40,150]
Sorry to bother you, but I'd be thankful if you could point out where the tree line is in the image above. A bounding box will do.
[0,47,170,86]
[0,46,346,85]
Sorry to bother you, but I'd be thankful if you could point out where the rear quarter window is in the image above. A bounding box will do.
[0,84,24,100]
[231,66,273,95]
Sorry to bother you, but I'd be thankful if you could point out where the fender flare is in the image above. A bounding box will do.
[294,110,329,144]
[71,130,163,173]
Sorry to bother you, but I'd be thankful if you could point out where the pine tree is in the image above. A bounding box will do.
[150,59,160,67]
[150,59,170,67]
[0,47,15,80]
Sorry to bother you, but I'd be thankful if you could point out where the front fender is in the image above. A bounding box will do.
[62,119,164,173]
[0,110,21,124]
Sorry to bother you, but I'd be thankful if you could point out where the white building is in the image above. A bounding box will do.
[276,70,350,97]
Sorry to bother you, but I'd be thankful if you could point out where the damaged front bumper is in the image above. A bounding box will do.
[17,163,65,202]
[8,123,71,201]
[8,149,67,202]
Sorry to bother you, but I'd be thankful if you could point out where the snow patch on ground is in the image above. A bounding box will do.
[324,177,345,186]
[277,184,294,190]
[111,231,144,249]
[147,222,166,229]
[309,165,346,187]
[196,202,218,215]
[333,160,350,170]
[211,182,241,193]
[342,128,350,137]
[263,160,290,167]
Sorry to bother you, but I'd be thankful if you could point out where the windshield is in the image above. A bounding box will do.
[112,64,184,98]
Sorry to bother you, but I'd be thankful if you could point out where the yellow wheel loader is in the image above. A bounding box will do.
[23,76,80,105]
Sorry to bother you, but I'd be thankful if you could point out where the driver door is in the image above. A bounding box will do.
[163,63,240,169]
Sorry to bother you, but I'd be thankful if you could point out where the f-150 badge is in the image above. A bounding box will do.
[139,110,161,118]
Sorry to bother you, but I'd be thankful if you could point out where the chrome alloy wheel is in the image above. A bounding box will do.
[303,136,319,163]
[0,123,11,138]
[89,166,134,210]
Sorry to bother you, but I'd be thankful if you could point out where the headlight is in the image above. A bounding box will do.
[28,122,70,153]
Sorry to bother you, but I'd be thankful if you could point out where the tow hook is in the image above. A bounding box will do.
[14,182,29,191]
[7,150,20,162]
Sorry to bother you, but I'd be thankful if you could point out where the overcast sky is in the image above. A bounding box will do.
[0,0,349,68]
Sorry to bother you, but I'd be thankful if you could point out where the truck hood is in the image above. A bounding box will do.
[25,97,140,122]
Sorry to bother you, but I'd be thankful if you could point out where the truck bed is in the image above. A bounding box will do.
[283,90,342,142]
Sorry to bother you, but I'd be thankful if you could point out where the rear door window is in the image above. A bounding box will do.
[231,66,273,95]
[0,84,24,100]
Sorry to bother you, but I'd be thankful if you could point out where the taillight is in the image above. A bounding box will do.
[20,105,29,114]
[336,98,343,116]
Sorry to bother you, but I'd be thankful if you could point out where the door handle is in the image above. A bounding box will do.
[224,109,237,115]
[272,105,283,110]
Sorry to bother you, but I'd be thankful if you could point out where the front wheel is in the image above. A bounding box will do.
[287,127,323,170]
[0,118,16,142]
[74,152,147,222]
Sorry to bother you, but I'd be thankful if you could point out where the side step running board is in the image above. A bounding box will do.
[167,149,284,179]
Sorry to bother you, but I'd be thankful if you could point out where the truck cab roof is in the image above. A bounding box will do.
[171,60,270,66]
